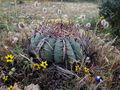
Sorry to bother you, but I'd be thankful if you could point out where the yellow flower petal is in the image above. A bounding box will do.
[84,67,89,73]
[5,54,14,63]
[7,85,14,90]
[33,63,40,70]
[75,64,80,72]
[100,16,104,20]
[40,61,48,69]
[2,75,8,81]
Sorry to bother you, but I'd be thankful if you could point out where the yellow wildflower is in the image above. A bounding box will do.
[40,61,48,69]
[5,54,14,63]
[75,64,80,72]
[7,85,14,90]
[2,75,8,81]
[100,16,104,20]
[33,63,40,70]
[83,67,90,73]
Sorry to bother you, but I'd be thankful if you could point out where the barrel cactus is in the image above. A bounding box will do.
[29,22,84,68]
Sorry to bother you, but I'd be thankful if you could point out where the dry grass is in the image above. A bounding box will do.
[0,1,98,19]
[0,1,120,90]
[17,2,98,18]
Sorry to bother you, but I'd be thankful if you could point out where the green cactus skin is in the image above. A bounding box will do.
[30,33,83,65]
[40,37,56,62]
[69,38,83,60]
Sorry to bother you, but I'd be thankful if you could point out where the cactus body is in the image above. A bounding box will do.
[30,33,83,64]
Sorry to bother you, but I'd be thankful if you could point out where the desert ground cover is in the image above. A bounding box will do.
[0,0,120,90]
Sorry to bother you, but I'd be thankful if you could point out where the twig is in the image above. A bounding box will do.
[55,65,77,76]
[94,80,103,90]
[78,74,90,84]
[19,53,33,64]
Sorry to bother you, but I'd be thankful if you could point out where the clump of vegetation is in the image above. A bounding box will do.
[29,22,84,69]
[1,20,120,90]
[0,0,120,90]
[99,0,120,38]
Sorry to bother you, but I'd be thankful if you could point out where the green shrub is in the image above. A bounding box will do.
[0,22,7,30]
[99,0,120,38]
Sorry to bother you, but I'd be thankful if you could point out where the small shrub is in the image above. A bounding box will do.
[0,22,7,30]
[99,0,120,38]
